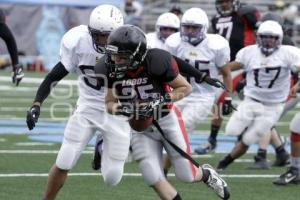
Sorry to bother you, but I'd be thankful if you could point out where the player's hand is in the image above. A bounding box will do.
[222,97,236,115]
[203,76,229,92]
[116,104,134,117]
[26,105,40,130]
[12,63,24,86]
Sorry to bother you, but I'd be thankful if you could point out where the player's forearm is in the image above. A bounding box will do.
[223,73,233,96]
[33,62,68,105]
[106,101,119,115]
[168,74,192,102]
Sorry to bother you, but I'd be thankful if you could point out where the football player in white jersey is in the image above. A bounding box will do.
[146,12,180,50]
[274,82,300,185]
[26,5,131,199]
[217,20,300,171]
[165,7,232,146]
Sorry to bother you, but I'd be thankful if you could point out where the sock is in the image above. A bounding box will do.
[173,193,182,200]
[257,148,267,159]
[291,157,300,169]
[275,145,285,155]
[209,124,220,143]
[201,167,210,183]
[220,154,234,167]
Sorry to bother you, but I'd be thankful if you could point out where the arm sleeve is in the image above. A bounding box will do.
[34,62,69,103]
[241,7,260,30]
[0,23,18,66]
[173,55,206,80]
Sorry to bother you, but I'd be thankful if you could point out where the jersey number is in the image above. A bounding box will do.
[185,59,210,83]
[79,65,102,90]
[216,22,233,40]
[254,67,281,88]
[122,84,154,100]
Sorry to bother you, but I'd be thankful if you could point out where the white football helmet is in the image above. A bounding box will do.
[88,4,124,53]
[257,20,283,56]
[155,12,180,41]
[180,8,209,45]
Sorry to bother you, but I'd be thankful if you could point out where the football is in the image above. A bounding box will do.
[128,101,153,132]
[129,116,153,132]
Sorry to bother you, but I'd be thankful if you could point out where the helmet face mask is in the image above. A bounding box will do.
[88,5,124,53]
[181,24,205,45]
[257,20,283,56]
[180,8,209,45]
[215,0,240,16]
[105,25,147,79]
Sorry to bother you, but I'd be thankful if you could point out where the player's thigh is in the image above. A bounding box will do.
[159,109,196,182]
[242,103,284,145]
[290,112,300,133]
[179,98,214,131]
[131,131,165,186]
[56,113,95,170]
[225,99,256,136]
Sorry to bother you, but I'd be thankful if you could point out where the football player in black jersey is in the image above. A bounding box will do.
[0,8,23,86]
[95,25,230,200]
[196,0,260,155]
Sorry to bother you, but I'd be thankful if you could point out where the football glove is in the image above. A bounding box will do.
[116,104,134,117]
[26,105,40,130]
[236,78,246,94]
[222,97,236,115]
[203,76,229,92]
[12,63,24,86]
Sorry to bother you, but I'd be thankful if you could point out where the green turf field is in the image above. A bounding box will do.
[0,72,299,200]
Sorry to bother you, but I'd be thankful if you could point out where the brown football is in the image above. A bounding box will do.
[129,116,153,132]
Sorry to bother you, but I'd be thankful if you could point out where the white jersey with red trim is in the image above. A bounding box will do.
[236,45,300,103]
[165,32,230,98]
[146,32,167,50]
[60,25,105,110]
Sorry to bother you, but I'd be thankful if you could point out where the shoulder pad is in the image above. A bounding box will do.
[165,32,181,48]
[206,34,229,50]
[238,5,258,16]
[61,25,89,50]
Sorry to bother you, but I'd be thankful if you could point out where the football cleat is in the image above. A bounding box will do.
[272,151,290,167]
[202,164,230,200]
[91,140,103,170]
[273,167,300,185]
[248,155,270,170]
[195,141,216,155]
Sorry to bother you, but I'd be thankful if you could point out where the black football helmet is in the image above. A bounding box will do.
[105,25,147,78]
[215,0,240,16]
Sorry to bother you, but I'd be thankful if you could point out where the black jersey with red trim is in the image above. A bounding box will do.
[105,48,179,114]
[211,5,260,61]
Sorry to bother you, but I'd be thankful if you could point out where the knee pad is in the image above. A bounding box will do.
[290,113,300,133]
[291,132,300,142]
[102,163,123,186]
[56,142,80,170]
[139,159,165,186]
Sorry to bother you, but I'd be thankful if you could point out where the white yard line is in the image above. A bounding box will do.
[0,172,279,178]
[0,77,77,85]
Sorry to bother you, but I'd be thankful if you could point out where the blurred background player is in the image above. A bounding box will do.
[246,12,293,169]
[164,7,232,174]
[273,83,300,185]
[146,12,180,50]
[26,5,131,200]
[216,20,300,172]
[0,8,23,86]
[169,4,183,19]
[195,0,260,155]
